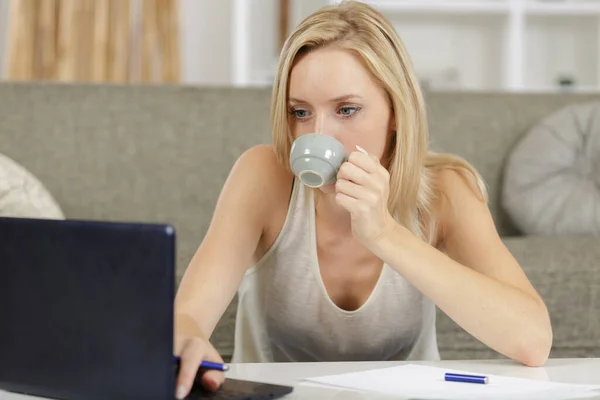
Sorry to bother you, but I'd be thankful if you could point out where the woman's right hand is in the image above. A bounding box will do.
[175,333,225,399]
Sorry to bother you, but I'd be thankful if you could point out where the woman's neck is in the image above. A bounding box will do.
[313,189,352,234]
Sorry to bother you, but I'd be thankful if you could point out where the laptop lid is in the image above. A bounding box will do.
[0,217,176,400]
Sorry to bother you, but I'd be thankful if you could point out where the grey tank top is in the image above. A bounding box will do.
[230,179,440,363]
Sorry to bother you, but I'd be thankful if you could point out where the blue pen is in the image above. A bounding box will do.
[199,360,229,372]
[173,356,229,372]
[444,373,488,384]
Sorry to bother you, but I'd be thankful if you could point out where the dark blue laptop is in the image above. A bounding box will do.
[0,217,293,400]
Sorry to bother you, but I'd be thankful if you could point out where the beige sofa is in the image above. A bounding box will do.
[0,82,598,362]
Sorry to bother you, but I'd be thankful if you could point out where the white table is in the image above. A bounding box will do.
[226,358,600,399]
[1,358,599,399]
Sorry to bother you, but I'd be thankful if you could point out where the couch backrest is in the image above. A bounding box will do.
[1,82,599,278]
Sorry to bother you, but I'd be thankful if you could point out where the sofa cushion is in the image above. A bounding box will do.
[0,153,64,219]
[502,101,600,235]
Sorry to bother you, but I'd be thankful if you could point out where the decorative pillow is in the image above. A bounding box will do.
[502,101,600,235]
[0,153,64,219]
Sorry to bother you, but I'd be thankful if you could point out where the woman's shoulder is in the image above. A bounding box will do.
[426,166,488,246]
[229,144,294,208]
[431,167,487,211]
[232,145,295,262]
[234,144,293,186]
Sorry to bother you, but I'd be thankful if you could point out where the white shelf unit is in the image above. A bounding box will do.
[232,0,252,86]
[525,1,600,15]
[349,0,600,92]
[231,0,600,91]
[355,1,511,14]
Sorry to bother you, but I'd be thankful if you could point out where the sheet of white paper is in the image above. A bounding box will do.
[304,364,600,400]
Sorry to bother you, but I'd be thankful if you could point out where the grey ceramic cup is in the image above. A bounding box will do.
[289,133,347,188]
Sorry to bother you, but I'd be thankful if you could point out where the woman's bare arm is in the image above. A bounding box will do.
[371,169,552,366]
[175,145,292,339]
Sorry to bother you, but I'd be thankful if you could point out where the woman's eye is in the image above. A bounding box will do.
[339,106,359,117]
[291,109,309,119]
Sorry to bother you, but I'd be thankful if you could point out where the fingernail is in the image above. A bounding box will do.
[176,385,186,399]
[355,145,368,154]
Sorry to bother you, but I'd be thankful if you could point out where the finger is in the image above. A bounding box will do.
[174,334,186,355]
[355,145,369,155]
[338,160,370,184]
[335,192,358,213]
[199,346,226,392]
[356,145,380,163]
[176,341,203,399]
[336,178,368,200]
[349,147,379,173]
[347,151,377,174]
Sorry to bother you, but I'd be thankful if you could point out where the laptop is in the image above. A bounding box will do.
[0,217,293,400]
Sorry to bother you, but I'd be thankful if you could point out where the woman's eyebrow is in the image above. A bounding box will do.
[329,94,363,102]
[288,97,305,104]
[288,94,363,105]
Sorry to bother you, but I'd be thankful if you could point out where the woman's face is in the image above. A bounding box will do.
[287,47,395,185]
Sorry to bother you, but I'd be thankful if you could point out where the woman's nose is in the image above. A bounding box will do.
[313,114,327,135]
[314,113,341,138]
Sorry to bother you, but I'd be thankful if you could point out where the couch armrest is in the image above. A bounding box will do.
[437,235,600,359]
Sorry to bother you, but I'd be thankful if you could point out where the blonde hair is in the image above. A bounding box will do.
[270,0,488,244]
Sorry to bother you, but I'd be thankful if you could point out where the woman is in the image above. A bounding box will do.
[173,1,553,398]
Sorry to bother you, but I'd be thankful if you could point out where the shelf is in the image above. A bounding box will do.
[509,85,600,93]
[234,0,600,90]
[525,2,600,15]
[359,1,509,15]
[362,0,600,16]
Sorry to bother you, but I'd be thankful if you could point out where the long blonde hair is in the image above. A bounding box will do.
[270,0,487,243]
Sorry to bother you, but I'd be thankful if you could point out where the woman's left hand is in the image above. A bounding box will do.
[335,146,397,248]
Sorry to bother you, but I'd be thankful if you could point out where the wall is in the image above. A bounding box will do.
[180,0,233,85]
[0,0,7,77]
